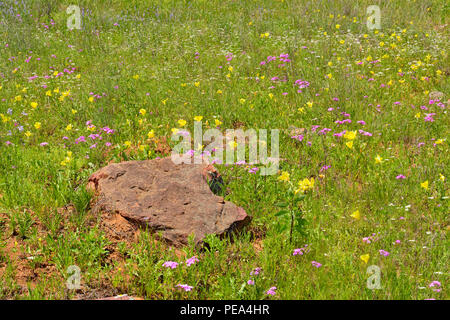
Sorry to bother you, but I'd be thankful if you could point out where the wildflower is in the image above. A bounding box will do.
[139,108,147,116]
[250,267,261,276]
[177,119,187,127]
[34,122,41,129]
[375,154,383,164]
[311,261,322,268]
[379,250,390,256]
[214,119,222,126]
[247,280,255,285]
[30,102,38,109]
[429,281,441,288]
[439,174,445,182]
[278,171,290,182]
[360,254,370,264]
[65,124,73,131]
[421,180,429,190]
[147,130,155,139]
[176,284,193,292]
[345,141,353,149]
[396,175,406,179]
[266,287,277,296]
[162,261,179,269]
[296,177,314,194]
[350,210,361,220]
[185,256,199,267]
[343,131,357,140]
[124,141,132,148]
[194,116,203,122]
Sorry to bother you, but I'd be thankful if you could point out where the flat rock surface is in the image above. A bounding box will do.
[88,157,251,246]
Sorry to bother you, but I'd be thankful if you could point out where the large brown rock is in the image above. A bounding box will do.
[87,157,251,246]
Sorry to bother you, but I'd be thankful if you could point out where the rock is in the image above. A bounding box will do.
[87,157,251,246]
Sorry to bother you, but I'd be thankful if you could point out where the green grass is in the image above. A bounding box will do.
[0,0,448,300]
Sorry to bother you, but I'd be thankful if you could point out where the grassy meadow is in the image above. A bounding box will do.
[0,0,448,299]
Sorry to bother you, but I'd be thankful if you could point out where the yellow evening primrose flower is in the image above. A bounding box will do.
[194,116,203,122]
[194,82,200,87]
[306,101,313,108]
[139,108,147,116]
[335,24,340,29]
[344,130,357,140]
[415,112,421,119]
[65,124,73,131]
[439,174,445,182]
[278,171,290,182]
[24,131,32,137]
[214,119,222,126]
[350,210,361,220]
[177,119,187,127]
[375,154,383,164]
[15,95,22,102]
[345,141,353,149]
[71,109,77,114]
[360,254,370,264]
[420,180,429,190]
[217,89,223,94]
[45,90,52,96]
[124,141,132,147]
[147,130,155,139]
[34,122,41,129]
[132,74,139,80]
[171,128,179,135]
[30,102,38,109]
[296,177,315,194]
[88,96,94,103]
